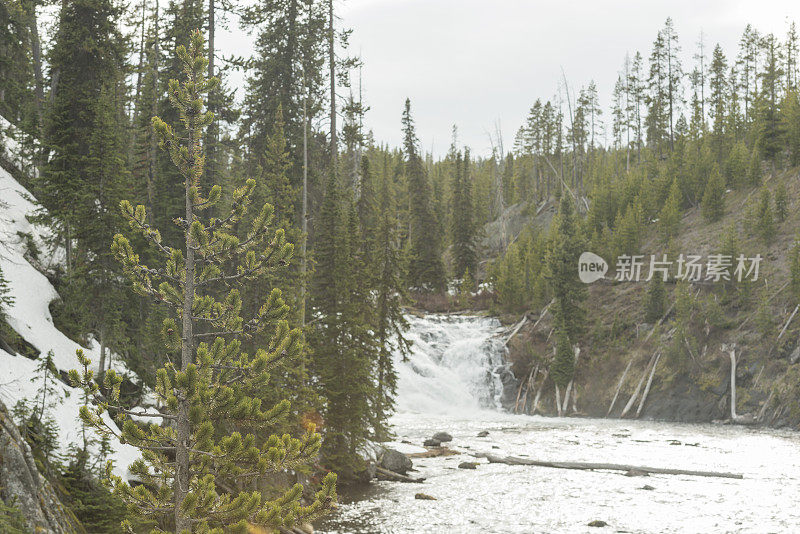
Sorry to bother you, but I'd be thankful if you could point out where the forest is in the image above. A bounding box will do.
[1,1,800,533]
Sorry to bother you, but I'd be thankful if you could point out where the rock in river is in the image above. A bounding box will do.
[431,431,453,442]
[380,448,413,474]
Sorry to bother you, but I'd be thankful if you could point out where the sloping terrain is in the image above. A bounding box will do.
[506,168,800,427]
[0,153,139,479]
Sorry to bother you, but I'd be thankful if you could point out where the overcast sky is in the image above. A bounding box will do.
[221,0,799,158]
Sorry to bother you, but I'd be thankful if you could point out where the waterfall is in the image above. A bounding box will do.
[394,314,514,415]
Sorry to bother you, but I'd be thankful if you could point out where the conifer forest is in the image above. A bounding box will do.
[3,1,800,532]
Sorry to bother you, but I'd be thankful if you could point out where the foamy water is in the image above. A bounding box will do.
[319,314,800,533]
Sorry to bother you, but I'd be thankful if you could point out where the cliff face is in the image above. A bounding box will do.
[0,399,82,534]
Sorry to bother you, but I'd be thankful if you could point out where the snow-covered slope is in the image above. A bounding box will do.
[0,151,139,479]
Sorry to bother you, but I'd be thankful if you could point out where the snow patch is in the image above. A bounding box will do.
[0,148,139,479]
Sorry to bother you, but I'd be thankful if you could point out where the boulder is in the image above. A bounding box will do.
[431,432,453,443]
[423,438,441,447]
[0,399,80,534]
[379,448,413,474]
[477,430,489,437]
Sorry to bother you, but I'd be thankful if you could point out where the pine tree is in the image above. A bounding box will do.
[659,178,682,242]
[0,0,35,130]
[402,99,446,291]
[755,187,776,243]
[644,275,667,323]
[774,182,788,222]
[546,195,586,350]
[369,155,410,441]
[748,146,762,186]
[452,149,477,280]
[550,320,574,390]
[756,33,785,164]
[311,169,378,474]
[789,239,800,306]
[725,140,749,188]
[701,164,726,222]
[0,265,14,322]
[72,33,335,533]
[783,89,800,165]
[39,0,132,379]
[709,44,728,143]
[240,0,328,196]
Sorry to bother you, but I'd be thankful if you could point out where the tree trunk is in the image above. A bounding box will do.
[97,324,107,386]
[205,0,216,189]
[606,359,632,416]
[328,0,337,171]
[729,346,737,420]
[554,384,562,417]
[147,0,159,225]
[27,2,44,133]
[174,96,197,534]
[635,352,661,418]
[483,454,743,479]
[531,369,547,415]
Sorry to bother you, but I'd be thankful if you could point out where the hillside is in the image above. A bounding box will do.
[0,158,141,480]
[505,167,800,427]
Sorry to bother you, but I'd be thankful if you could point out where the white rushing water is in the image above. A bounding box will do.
[319,314,800,534]
[394,314,510,415]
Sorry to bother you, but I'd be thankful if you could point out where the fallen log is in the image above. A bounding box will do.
[408,447,458,458]
[606,360,632,416]
[636,352,661,418]
[505,314,529,346]
[375,466,425,483]
[620,352,657,418]
[530,369,548,415]
[483,454,743,479]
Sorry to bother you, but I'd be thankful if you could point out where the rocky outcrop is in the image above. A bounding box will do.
[0,399,80,534]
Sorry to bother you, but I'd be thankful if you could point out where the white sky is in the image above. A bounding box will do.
[219,0,800,157]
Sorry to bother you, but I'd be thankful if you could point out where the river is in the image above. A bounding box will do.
[317,314,800,533]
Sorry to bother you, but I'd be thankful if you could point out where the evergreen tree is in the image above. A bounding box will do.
[789,239,800,306]
[550,320,574,391]
[783,89,800,165]
[701,164,726,222]
[659,178,682,242]
[0,265,14,322]
[310,170,377,474]
[725,140,749,187]
[755,187,776,243]
[774,182,788,222]
[748,146,762,186]
[39,0,131,379]
[756,33,785,164]
[368,155,410,441]
[402,99,446,291]
[452,149,477,281]
[644,275,667,323]
[72,33,335,532]
[546,196,585,362]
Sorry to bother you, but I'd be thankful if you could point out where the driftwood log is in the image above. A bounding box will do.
[483,454,743,479]
[375,466,425,483]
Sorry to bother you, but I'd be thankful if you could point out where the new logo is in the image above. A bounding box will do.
[578,252,608,283]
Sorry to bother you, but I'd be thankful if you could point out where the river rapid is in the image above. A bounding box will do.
[318,314,800,533]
